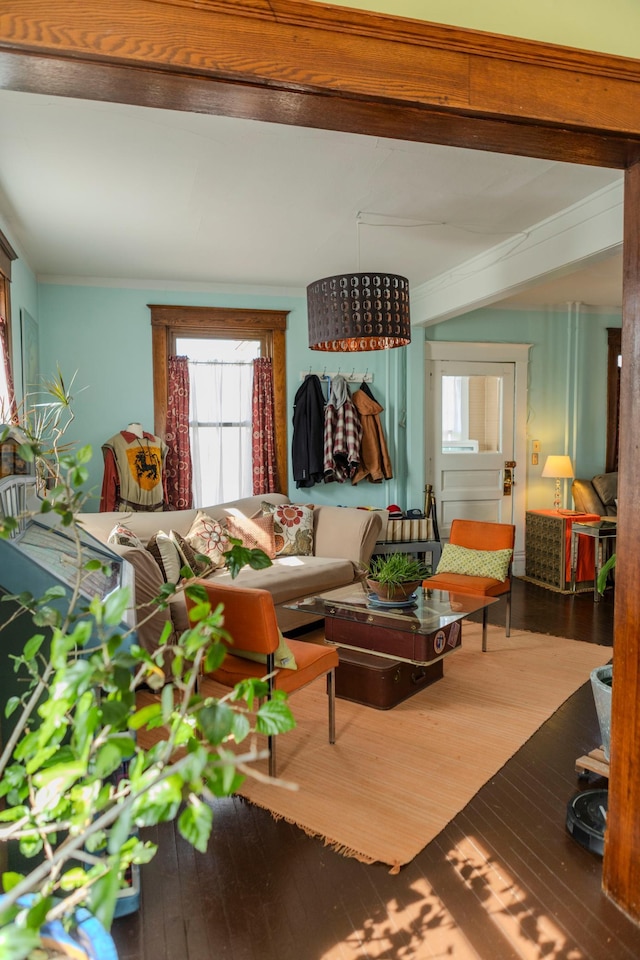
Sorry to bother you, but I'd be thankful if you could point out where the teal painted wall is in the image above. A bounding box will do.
[4,192,620,519]
[424,306,621,510]
[15,275,620,515]
[39,284,416,508]
[36,282,405,510]
[37,284,294,509]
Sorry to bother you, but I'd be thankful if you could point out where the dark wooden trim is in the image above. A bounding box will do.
[3,1,640,168]
[602,160,640,919]
[151,322,169,446]
[149,305,287,331]
[0,227,17,280]
[605,328,621,473]
[2,0,640,920]
[149,304,289,496]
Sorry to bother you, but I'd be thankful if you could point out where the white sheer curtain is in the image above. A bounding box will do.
[189,359,255,506]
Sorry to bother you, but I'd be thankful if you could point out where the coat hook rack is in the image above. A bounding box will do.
[299,370,374,383]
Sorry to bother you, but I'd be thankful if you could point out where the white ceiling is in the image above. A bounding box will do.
[0,89,624,316]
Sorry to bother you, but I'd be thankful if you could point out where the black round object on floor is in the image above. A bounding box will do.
[566,788,608,856]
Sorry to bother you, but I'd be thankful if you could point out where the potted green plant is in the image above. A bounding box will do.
[591,553,616,761]
[0,405,294,959]
[365,552,431,602]
[597,552,616,595]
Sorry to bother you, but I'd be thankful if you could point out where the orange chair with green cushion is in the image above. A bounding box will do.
[422,519,515,652]
[185,580,338,776]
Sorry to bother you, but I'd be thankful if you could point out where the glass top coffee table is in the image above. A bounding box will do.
[290,582,497,663]
[288,583,497,709]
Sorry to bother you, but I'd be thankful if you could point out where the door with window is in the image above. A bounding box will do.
[429,359,515,536]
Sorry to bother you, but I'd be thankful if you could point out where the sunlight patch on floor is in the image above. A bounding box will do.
[446,835,584,959]
[319,876,481,960]
[319,832,588,959]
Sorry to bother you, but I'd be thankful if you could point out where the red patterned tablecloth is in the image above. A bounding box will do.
[534,510,601,581]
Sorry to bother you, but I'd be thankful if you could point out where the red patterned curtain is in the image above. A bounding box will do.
[0,315,17,420]
[252,357,278,494]
[165,355,193,509]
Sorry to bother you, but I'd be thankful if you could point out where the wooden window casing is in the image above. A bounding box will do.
[606,327,622,473]
[0,227,18,405]
[149,304,288,495]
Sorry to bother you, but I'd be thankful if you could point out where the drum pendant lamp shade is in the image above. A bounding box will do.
[307,272,411,351]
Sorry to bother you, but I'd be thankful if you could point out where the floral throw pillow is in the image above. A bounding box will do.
[107,523,144,549]
[185,511,230,570]
[225,513,276,559]
[261,501,314,557]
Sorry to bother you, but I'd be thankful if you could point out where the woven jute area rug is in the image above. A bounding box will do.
[236,623,609,871]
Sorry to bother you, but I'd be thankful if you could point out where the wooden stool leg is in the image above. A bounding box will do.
[482,607,488,653]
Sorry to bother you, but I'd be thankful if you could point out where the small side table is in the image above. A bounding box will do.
[570,520,617,601]
[525,510,600,592]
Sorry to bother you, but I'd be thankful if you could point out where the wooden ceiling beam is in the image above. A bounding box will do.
[1,0,640,167]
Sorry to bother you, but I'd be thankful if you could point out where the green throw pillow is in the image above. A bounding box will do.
[233,630,298,671]
[435,543,512,582]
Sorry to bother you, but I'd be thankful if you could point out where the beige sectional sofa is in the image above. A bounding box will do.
[78,493,382,652]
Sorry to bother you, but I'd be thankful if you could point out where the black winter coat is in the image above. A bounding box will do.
[292,375,326,488]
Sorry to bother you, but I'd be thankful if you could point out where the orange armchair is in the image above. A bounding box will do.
[186,580,338,776]
[422,519,515,652]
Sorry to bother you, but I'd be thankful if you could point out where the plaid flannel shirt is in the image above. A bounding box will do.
[323,378,363,482]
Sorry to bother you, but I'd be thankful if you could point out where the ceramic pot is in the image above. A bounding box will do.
[366,578,421,602]
[590,664,613,761]
[1,897,119,960]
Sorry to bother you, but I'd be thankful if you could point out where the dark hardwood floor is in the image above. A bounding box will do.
[112,578,639,960]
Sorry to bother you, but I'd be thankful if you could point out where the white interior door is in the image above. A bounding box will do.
[429,359,516,537]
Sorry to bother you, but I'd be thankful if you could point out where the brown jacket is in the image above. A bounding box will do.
[351,388,393,484]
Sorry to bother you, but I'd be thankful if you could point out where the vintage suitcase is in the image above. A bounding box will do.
[334,648,443,710]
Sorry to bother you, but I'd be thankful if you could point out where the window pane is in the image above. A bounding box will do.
[176,337,261,506]
[192,425,253,504]
[441,375,503,453]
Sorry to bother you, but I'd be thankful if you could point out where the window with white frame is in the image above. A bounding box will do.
[176,337,261,504]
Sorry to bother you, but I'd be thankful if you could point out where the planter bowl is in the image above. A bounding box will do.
[366,578,422,602]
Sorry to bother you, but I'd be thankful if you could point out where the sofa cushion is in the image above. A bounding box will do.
[170,555,357,635]
[261,501,314,557]
[435,543,512,582]
[226,513,276,558]
[219,554,356,603]
[105,543,175,655]
[147,531,183,583]
[593,473,618,508]
[107,523,144,549]
[169,530,210,576]
[185,511,230,569]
